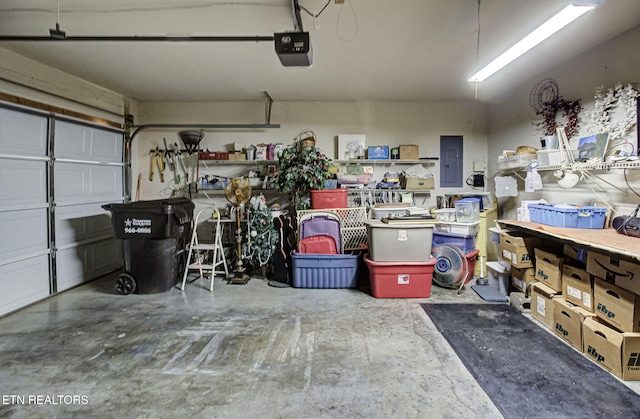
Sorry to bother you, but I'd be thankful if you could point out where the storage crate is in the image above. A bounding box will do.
[310,189,348,209]
[529,204,606,229]
[455,199,480,222]
[364,254,436,298]
[297,207,368,251]
[497,154,536,170]
[432,231,475,254]
[434,221,480,235]
[370,205,417,220]
[366,220,434,262]
[291,252,359,288]
[434,208,456,222]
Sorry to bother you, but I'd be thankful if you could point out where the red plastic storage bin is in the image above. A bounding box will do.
[310,189,348,209]
[364,254,436,298]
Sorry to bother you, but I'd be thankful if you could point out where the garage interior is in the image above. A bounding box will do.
[2,1,640,417]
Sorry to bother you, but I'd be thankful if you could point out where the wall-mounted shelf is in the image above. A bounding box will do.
[498,159,640,174]
[344,188,431,194]
[334,159,436,165]
[199,159,278,166]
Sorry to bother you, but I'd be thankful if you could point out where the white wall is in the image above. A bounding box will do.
[488,25,640,219]
[134,100,489,212]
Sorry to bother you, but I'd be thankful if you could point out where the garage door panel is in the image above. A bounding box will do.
[91,165,123,198]
[0,160,47,206]
[91,239,122,277]
[55,121,122,163]
[91,129,123,162]
[55,203,116,245]
[54,121,89,159]
[0,208,48,261]
[54,163,88,201]
[0,256,50,316]
[0,107,47,157]
[55,246,90,292]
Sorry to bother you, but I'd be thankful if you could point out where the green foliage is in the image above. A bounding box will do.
[274,145,333,209]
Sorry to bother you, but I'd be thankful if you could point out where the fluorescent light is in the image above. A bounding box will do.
[468,4,597,83]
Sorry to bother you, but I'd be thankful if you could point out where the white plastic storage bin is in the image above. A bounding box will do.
[434,221,480,235]
[434,208,457,222]
[486,261,511,296]
[365,220,434,262]
[455,199,480,222]
[371,206,407,220]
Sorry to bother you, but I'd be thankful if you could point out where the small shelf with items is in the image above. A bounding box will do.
[334,159,437,165]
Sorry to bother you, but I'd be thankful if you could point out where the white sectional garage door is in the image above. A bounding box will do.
[0,103,124,316]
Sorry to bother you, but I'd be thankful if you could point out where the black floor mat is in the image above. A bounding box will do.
[422,303,640,419]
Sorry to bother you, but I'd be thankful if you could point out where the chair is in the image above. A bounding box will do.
[180,206,229,291]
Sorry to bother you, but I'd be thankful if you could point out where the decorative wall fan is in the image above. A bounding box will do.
[225,177,252,284]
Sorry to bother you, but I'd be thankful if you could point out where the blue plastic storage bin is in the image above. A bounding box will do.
[529,204,606,229]
[576,206,607,229]
[291,252,359,288]
[432,231,475,254]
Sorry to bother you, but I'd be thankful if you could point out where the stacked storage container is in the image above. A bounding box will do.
[431,198,480,283]
[291,208,367,288]
[364,220,436,298]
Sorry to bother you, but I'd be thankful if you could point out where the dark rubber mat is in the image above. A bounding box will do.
[422,303,640,419]
[471,284,509,302]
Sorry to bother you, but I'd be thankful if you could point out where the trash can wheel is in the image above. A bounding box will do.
[115,273,136,295]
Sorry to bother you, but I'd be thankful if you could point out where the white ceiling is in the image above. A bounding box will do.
[0,0,639,104]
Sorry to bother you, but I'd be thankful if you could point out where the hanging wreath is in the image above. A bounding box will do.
[535,95,582,138]
[587,82,639,141]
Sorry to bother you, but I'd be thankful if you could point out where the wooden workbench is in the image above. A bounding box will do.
[498,220,640,262]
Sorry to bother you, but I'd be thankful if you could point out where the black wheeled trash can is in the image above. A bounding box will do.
[102,198,195,295]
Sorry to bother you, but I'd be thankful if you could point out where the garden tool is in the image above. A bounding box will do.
[150,147,164,182]
[175,142,188,183]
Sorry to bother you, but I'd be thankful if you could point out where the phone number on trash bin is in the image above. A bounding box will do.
[124,227,152,234]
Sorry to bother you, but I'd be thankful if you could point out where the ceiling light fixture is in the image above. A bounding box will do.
[468,2,598,83]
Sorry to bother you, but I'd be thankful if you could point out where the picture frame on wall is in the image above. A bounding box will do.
[576,133,609,161]
[337,134,366,160]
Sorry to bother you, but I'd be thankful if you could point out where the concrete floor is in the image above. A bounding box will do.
[1,273,639,418]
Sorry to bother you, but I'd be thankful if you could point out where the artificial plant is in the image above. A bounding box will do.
[274,144,334,210]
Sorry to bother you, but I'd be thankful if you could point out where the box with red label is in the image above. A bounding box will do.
[583,317,640,381]
[563,264,594,312]
[594,278,640,332]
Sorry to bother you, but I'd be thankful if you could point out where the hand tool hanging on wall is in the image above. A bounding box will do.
[174,142,188,184]
[150,147,165,182]
[163,137,180,184]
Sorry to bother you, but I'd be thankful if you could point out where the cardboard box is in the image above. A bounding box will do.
[399,144,419,160]
[594,278,640,332]
[367,146,390,160]
[586,251,640,295]
[500,231,542,269]
[563,264,594,312]
[531,282,561,330]
[535,248,566,292]
[402,176,435,190]
[553,297,595,351]
[563,243,587,263]
[228,152,243,160]
[511,266,536,294]
[583,317,640,380]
